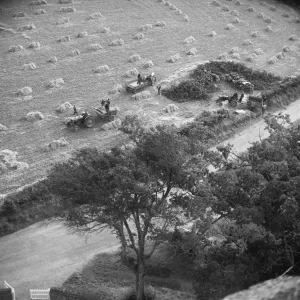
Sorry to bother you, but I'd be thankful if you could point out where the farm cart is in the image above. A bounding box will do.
[94,107,118,121]
[247,94,266,112]
[66,111,93,132]
[226,72,254,93]
[126,72,156,94]
[216,93,239,108]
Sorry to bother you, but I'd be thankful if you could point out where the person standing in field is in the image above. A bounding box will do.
[157,84,161,95]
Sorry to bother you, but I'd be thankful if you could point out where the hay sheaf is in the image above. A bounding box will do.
[109,84,123,94]
[22,62,37,70]
[175,9,182,15]
[139,24,152,31]
[208,31,217,37]
[184,36,196,44]
[230,10,239,17]
[98,27,110,33]
[245,53,257,62]
[125,68,138,77]
[128,54,141,62]
[187,47,197,55]
[169,4,177,10]
[222,6,230,11]
[35,9,47,14]
[242,39,252,45]
[28,41,41,49]
[58,0,73,3]
[267,56,278,64]
[289,35,298,41]
[166,53,181,63]
[154,20,166,27]
[134,33,145,40]
[21,33,31,39]
[45,137,69,152]
[269,6,276,11]
[0,124,7,131]
[46,78,65,88]
[218,52,229,60]
[225,23,235,30]
[109,39,124,46]
[212,0,221,6]
[31,0,47,5]
[0,150,29,174]
[231,53,240,60]
[183,15,189,22]
[102,119,121,131]
[77,31,88,38]
[229,46,239,54]
[9,45,24,52]
[48,56,57,63]
[258,12,265,18]
[57,35,71,42]
[86,43,102,51]
[282,45,290,52]
[143,60,154,68]
[26,111,44,121]
[17,24,36,31]
[232,17,241,23]
[253,48,264,55]
[56,102,72,113]
[13,12,27,18]
[94,65,110,73]
[276,52,284,59]
[164,104,179,113]
[56,17,69,25]
[70,49,80,56]
[235,0,241,5]
[59,7,76,13]
[251,31,259,37]
[131,90,151,100]
[17,86,32,96]
[264,17,272,23]
[88,12,103,19]
[265,26,272,32]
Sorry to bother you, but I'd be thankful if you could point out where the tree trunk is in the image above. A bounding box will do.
[136,257,145,300]
[119,225,128,264]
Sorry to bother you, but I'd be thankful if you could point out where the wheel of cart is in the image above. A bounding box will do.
[230,99,238,107]
[84,116,93,128]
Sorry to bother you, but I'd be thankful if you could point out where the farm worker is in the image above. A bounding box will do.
[250,100,255,112]
[105,99,110,113]
[137,73,141,85]
[232,92,238,100]
[157,84,161,95]
[239,92,245,103]
[73,105,78,116]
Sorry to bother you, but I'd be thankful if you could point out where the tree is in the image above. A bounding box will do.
[47,126,206,300]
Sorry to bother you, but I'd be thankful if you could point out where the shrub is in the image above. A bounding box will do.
[146,264,172,278]
[0,199,18,216]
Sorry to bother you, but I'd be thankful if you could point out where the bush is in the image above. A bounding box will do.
[0,199,18,216]
[146,264,172,278]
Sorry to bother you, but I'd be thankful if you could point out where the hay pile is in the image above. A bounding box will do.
[208,31,217,37]
[0,124,7,131]
[242,39,252,45]
[31,0,47,4]
[247,7,255,12]
[282,13,290,18]
[109,39,124,46]
[48,56,57,63]
[265,26,272,32]
[231,53,240,60]
[56,102,72,113]
[56,17,69,25]
[22,62,37,70]
[45,137,69,152]
[139,24,152,31]
[70,49,80,56]
[267,56,278,64]
[282,45,290,52]
[212,0,221,6]
[232,17,241,23]
[269,6,276,11]
[289,35,298,41]
[94,65,110,73]
[166,53,181,63]
[154,20,166,27]
[187,47,197,55]
[59,7,76,13]
[28,41,41,49]
[264,17,272,23]
[102,119,121,131]
[258,12,265,18]
[169,4,177,10]
[164,104,179,113]
[86,43,102,51]
[88,12,103,19]
[230,10,239,17]
[276,52,284,59]
[26,111,44,121]
[235,0,241,5]
[251,31,259,37]
[229,47,239,54]
[128,54,141,62]
[134,33,145,40]
[225,23,235,30]
[131,90,151,100]
[175,9,182,15]
[222,6,230,11]
[217,52,229,60]
[17,86,32,96]
[165,1,171,6]
[77,31,88,38]
[0,150,29,174]
[9,45,24,52]
[183,36,196,44]
[57,35,71,42]
[17,24,36,31]
[245,53,257,62]
[253,48,264,55]
[143,60,154,68]
[109,84,123,94]
[21,33,31,39]
[183,15,189,22]
[98,27,110,33]
[13,12,27,17]
[47,78,65,88]
[58,0,73,3]
[125,68,138,77]
[35,9,47,14]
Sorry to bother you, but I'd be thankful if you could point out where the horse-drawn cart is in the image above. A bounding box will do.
[126,73,156,93]
[94,107,118,121]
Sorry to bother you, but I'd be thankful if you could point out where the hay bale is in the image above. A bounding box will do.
[86,43,102,51]
[134,33,145,40]
[17,86,32,96]
[208,31,217,37]
[212,0,221,6]
[131,90,151,100]
[269,6,276,11]
[265,25,272,32]
[225,23,235,30]
[109,39,124,46]
[26,111,44,121]
[282,45,290,52]
[253,48,264,55]
[232,17,241,23]
[77,31,88,38]
[21,33,31,39]
[9,45,24,52]
[183,15,190,22]
[187,47,197,55]
[28,41,41,49]
[35,9,47,14]
[22,62,37,70]
[59,7,76,13]
[102,119,121,131]
[230,10,239,16]
[289,35,298,41]
[88,12,103,19]
[56,17,69,25]
[0,124,7,131]
[58,0,73,3]
[109,84,123,94]
[222,6,230,11]
[46,137,69,151]
[70,49,80,56]
[98,27,110,33]
[48,56,57,63]
[139,24,152,31]
[245,53,257,62]
[251,31,259,37]
[258,12,265,18]
[31,0,47,4]
[57,35,71,42]
[56,102,72,113]
[242,39,252,45]
[247,7,255,12]
[164,104,179,113]
[17,24,36,31]
[217,52,229,60]
[125,68,139,77]
[154,20,166,27]
[94,65,110,73]
[264,17,272,23]
[183,36,196,44]
[276,52,284,59]
[13,12,27,17]
[231,53,240,59]
[143,60,154,68]
[46,78,65,88]
[229,46,239,54]
[267,56,278,64]
[166,53,181,63]
[128,54,141,62]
